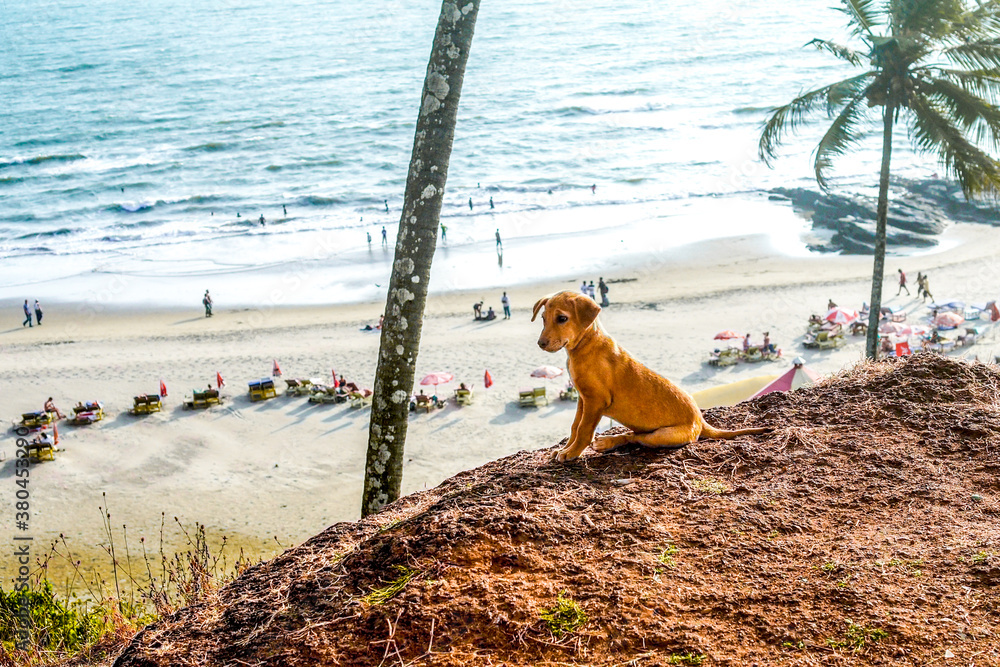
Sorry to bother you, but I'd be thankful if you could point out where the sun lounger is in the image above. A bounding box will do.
[18,436,55,462]
[803,331,845,349]
[349,389,373,408]
[413,393,438,413]
[707,347,740,367]
[532,387,549,406]
[454,387,474,406]
[559,386,579,401]
[248,378,277,402]
[184,388,222,409]
[131,394,162,415]
[69,401,104,425]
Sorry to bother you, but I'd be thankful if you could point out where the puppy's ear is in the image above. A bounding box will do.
[531,295,551,322]
[572,293,601,329]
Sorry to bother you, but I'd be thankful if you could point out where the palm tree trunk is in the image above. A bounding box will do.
[865,102,895,360]
[361,0,481,518]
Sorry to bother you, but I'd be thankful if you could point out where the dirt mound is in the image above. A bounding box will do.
[113,355,1000,666]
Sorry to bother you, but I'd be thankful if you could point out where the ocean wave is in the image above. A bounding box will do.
[250,121,286,130]
[300,195,345,207]
[266,158,343,172]
[56,62,101,73]
[184,142,230,152]
[0,176,24,185]
[16,227,78,240]
[14,137,67,148]
[552,105,604,117]
[0,154,86,170]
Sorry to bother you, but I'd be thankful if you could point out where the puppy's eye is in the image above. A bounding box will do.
[556,314,569,323]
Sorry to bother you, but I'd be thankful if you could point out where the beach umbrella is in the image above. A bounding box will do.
[878,321,906,335]
[272,359,282,377]
[713,330,740,340]
[935,312,964,328]
[216,371,226,388]
[824,307,858,324]
[159,379,168,397]
[53,421,59,445]
[420,372,454,387]
[751,360,822,399]
[530,365,564,379]
[484,369,493,389]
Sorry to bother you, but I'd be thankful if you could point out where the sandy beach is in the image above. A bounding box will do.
[3,221,1000,583]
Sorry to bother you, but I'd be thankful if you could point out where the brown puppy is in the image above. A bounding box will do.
[532,291,768,462]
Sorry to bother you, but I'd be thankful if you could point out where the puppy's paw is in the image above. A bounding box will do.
[554,447,579,463]
[593,434,627,452]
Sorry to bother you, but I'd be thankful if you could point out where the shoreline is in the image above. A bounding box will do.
[3,221,1000,584]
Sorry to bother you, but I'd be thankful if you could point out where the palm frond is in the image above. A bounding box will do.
[814,91,875,190]
[908,95,1000,198]
[808,38,866,66]
[915,74,1000,150]
[932,68,1000,101]
[839,0,883,37]
[759,74,875,166]
[941,39,1000,71]
[897,0,964,39]
[949,1,1000,43]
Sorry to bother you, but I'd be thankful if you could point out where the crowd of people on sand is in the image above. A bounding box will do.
[19,299,43,327]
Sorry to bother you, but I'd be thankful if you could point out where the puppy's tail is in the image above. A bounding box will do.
[699,421,770,440]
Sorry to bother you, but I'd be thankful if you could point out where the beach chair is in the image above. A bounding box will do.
[349,390,373,408]
[18,436,55,462]
[248,378,277,402]
[69,401,104,425]
[559,385,579,401]
[850,321,867,336]
[707,348,740,367]
[130,394,162,415]
[518,389,536,408]
[532,387,549,406]
[414,394,435,413]
[453,387,474,406]
[742,348,764,363]
[185,388,221,409]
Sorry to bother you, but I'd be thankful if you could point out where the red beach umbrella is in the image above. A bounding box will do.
[484,369,493,388]
[420,372,454,387]
[713,330,740,340]
[216,372,225,388]
[159,379,168,397]
[824,307,858,324]
[272,359,282,376]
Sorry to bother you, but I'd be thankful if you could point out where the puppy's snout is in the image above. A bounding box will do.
[537,337,549,350]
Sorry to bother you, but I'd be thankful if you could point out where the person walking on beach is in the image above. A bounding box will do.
[489,196,494,209]
[495,229,502,249]
[381,226,388,246]
[34,300,43,326]
[915,271,925,299]
[598,277,609,307]
[384,199,389,213]
[22,299,32,327]
[441,223,447,240]
[203,290,213,318]
[921,274,934,303]
[469,197,474,211]
[283,204,287,216]
[501,292,510,319]
[587,281,596,300]
[896,268,910,296]
[367,231,372,246]
[259,214,265,226]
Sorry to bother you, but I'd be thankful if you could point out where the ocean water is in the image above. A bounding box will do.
[0,0,937,307]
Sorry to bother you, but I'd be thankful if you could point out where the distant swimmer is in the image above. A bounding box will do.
[384,199,389,213]
[237,212,240,217]
[367,231,372,246]
[468,197,473,211]
[259,214,265,226]
[489,196,494,209]
[283,204,287,216]
[495,229,502,248]
[591,184,596,194]
[441,223,447,240]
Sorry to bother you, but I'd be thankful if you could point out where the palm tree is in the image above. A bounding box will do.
[362,0,481,517]
[759,0,1000,359]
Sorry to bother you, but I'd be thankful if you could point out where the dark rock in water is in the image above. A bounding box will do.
[771,178,1000,254]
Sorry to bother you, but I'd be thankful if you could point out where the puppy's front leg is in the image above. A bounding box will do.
[556,399,603,462]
